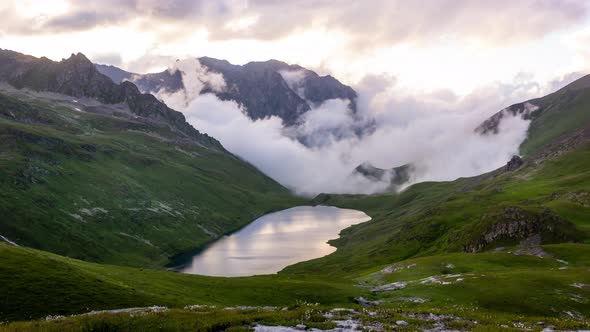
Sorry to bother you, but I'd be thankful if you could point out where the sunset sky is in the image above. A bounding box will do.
[2,0,589,96]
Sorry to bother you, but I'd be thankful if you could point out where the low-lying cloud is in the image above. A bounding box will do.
[157,59,540,196]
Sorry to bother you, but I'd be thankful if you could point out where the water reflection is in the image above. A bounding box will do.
[180,206,371,277]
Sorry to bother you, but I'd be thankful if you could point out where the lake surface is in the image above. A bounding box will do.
[180,206,371,277]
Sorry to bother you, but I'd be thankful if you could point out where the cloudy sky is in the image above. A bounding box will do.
[2,0,589,93]
[2,0,590,195]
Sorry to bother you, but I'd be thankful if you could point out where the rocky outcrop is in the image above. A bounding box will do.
[0,49,221,149]
[505,155,524,171]
[463,207,579,253]
[353,162,415,192]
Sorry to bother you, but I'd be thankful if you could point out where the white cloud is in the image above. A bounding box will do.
[156,59,538,196]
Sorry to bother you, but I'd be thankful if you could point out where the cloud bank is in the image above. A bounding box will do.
[157,59,538,196]
[4,0,588,47]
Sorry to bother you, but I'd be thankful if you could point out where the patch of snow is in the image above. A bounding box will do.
[557,259,569,264]
[445,263,455,269]
[0,234,18,246]
[570,294,587,303]
[68,213,86,223]
[197,224,217,238]
[563,310,584,320]
[79,207,108,217]
[118,232,155,247]
[571,283,589,289]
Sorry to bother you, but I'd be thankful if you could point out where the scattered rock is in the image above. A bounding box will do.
[397,297,428,303]
[505,155,524,171]
[355,297,382,307]
[381,263,417,274]
[395,320,408,326]
[371,281,407,292]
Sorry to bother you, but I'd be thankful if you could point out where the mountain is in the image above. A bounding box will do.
[0,49,301,267]
[353,162,415,191]
[0,50,218,147]
[96,57,358,126]
[477,74,590,157]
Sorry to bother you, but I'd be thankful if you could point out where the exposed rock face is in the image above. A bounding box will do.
[96,57,358,126]
[463,207,579,253]
[353,162,415,192]
[94,64,136,84]
[505,155,524,171]
[0,49,220,149]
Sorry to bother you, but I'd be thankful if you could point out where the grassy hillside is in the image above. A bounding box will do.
[0,88,303,267]
[1,242,589,330]
[0,243,358,322]
[288,141,590,276]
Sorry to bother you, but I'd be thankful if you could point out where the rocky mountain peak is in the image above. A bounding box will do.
[97,56,358,126]
[0,49,222,149]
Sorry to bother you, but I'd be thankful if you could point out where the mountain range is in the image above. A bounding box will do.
[0,49,589,330]
[96,58,357,126]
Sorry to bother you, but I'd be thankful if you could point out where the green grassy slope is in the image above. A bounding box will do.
[0,89,303,267]
[1,144,589,326]
[2,242,589,329]
[0,243,358,322]
[480,74,590,157]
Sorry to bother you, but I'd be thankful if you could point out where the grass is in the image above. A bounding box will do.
[0,89,304,268]
[1,242,589,329]
[520,84,590,157]
[0,243,359,322]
